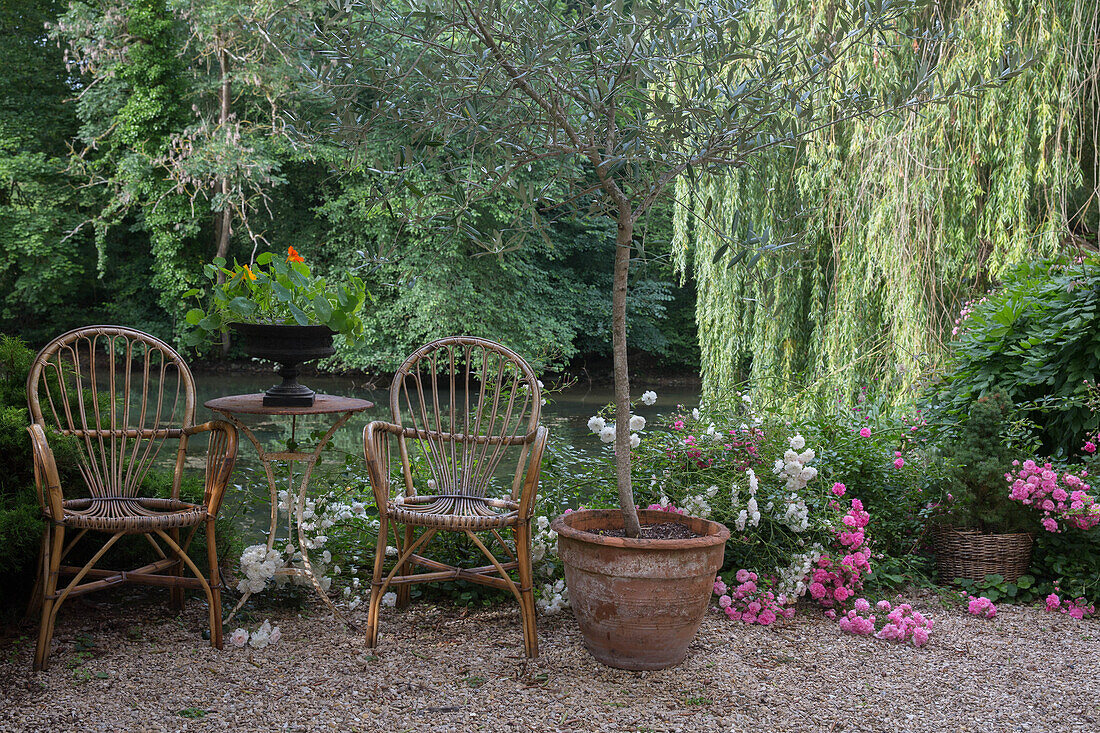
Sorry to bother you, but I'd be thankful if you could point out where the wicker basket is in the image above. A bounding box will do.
[932,526,1034,583]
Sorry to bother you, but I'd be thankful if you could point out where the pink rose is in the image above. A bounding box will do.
[859,427,871,438]
[911,627,929,647]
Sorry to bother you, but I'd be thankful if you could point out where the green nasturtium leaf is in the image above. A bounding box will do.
[286,302,310,326]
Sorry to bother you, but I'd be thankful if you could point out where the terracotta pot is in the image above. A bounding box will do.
[552,508,729,670]
[231,323,335,407]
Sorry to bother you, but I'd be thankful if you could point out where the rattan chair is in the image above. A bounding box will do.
[25,326,237,671]
[363,336,548,656]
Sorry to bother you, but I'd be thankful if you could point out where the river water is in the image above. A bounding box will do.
[192,372,699,538]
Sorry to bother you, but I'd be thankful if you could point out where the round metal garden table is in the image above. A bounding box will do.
[205,393,373,622]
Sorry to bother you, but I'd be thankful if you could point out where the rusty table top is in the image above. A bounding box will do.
[204,393,374,416]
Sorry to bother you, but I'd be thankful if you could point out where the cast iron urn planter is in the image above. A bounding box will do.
[232,323,335,407]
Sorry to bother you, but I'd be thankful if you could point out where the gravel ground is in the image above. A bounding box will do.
[1,591,1097,732]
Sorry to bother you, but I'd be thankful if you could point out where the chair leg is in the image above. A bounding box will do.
[169,527,185,612]
[156,530,219,652]
[365,514,390,648]
[515,522,539,658]
[33,524,64,672]
[396,525,414,608]
[205,519,223,650]
[24,528,48,624]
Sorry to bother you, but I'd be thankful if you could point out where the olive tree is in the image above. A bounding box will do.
[303,0,1027,536]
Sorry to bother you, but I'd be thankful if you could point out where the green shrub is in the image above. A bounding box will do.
[933,392,1038,533]
[0,337,53,610]
[1030,530,1100,605]
[930,256,1100,456]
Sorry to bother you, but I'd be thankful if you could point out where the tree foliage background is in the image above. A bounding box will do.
[675,0,1098,400]
[1,0,1096,387]
[0,0,694,371]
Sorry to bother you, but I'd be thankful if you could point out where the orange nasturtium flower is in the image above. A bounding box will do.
[286,246,305,263]
[243,264,257,281]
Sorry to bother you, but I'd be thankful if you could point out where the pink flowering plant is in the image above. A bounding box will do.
[1014,431,1100,605]
[832,597,934,647]
[1006,459,1100,533]
[966,595,997,618]
[1045,589,1095,620]
[555,389,949,635]
[624,393,915,622]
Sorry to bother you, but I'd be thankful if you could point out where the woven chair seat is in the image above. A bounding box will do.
[388,494,520,530]
[58,497,208,532]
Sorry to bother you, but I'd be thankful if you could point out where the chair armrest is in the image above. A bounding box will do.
[184,420,238,517]
[517,425,549,518]
[27,424,64,521]
[364,420,408,508]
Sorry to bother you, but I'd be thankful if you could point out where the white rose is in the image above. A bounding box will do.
[628,414,646,431]
[798,449,816,464]
[692,408,701,421]
[789,434,805,450]
[629,433,641,449]
[641,391,657,406]
[587,415,606,434]
[599,425,616,443]
[381,592,397,607]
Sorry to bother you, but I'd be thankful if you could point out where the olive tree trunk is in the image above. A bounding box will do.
[613,211,642,538]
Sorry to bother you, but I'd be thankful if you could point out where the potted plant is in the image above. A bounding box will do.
[931,392,1038,583]
[308,0,1020,669]
[552,395,730,670]
[183,247,368,406]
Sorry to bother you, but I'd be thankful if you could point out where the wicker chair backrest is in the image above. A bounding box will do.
[389,336,541,500]
[26,326,196,500]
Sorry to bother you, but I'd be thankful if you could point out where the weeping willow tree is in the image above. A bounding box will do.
[675,0,1099,401]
